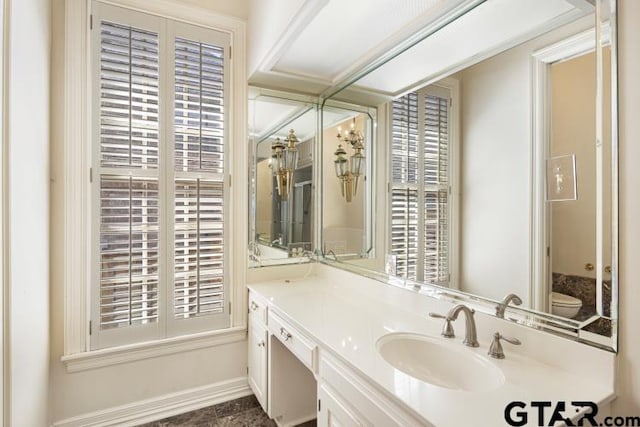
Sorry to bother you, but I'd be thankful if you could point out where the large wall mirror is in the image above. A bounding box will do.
[248,89,317,266]
[319,0,618,350]
[248,89,361,266]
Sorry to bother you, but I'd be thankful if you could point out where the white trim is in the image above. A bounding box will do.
[63,0,90,356]
[0,0,7,423]
[256,0,329,75]
[530,25,607,312]
[52,376,252,427]
[62,326,246,373]
[63,0,248,355]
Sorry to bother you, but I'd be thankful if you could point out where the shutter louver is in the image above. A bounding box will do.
[100,22,159,169]
[99,176,159,329]
[174,179,225,318]
[390,88,450,284]
[98,20,160,332]
[423,94,450,285]
[174,38,225,174]
[173,37,226,319]
[391,188,419,279]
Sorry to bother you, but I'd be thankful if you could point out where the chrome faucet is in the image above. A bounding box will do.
[488,332,521,359]
[429,304,479,347]
[495,293,523,318]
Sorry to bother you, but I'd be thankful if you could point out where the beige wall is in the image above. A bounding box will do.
[6,0,51,424]
[613,0,640,415]
[48,1,248,423]
[550,50,612,279]
[180,0,248,20]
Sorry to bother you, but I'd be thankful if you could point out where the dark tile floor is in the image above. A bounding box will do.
[137,394,316,427]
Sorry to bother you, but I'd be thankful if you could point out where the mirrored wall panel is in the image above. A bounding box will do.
[319,0,618,350]
[321,104,376,260]
[249,89,317,266]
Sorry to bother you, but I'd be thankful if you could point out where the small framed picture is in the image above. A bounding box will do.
[546,154,577,202]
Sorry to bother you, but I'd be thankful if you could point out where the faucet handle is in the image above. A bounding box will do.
[429,312,455,338]
[488,332,521,359]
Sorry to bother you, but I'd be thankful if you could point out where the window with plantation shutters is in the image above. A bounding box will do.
[91,2,231,349]
[390,85,452,285]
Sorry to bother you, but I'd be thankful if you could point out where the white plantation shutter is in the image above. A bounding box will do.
[423,93,450,285]
[169,26,229,333]
[390,86,451,284]
[391,93,419,278]
[91,3,231,348]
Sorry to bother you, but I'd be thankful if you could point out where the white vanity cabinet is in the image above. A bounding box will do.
[317,353,425,427]
[317,383,370,427]
[248,292,268,411]
[248,289,317,426]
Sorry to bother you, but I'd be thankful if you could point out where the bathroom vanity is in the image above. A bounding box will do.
[247,265,615,427]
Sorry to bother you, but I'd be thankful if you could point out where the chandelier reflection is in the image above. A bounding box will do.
[334,118,365,203]
[271,129,299,201]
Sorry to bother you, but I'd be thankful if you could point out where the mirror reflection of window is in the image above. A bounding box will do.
[389,84,454,286]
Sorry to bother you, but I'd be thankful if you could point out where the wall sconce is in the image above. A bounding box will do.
[334,118,365,203]
[272,129,299,201]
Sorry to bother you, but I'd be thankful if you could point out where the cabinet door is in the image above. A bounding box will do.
[248,320,268,411]
[318,383,370,427]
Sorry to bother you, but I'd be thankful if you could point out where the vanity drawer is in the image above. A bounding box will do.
[249,291,268,325]
[269,311,317,372]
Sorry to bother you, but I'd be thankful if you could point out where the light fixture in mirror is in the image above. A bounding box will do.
[249,89,317,266]
[319,0,618,351]
[333,119,365,202]
[271,129,300,201]
[322,106,375,259]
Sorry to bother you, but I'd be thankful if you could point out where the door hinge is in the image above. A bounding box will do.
[547,246,551,257]
[90,14,93,30]
[89,320,92,335]
[89,167,93,183]
[246,366,249,375]
[228,174,232,188]
[449,97,453,107]
[229,46,232,60]
[229,301,232,313]
[318,399,321,411]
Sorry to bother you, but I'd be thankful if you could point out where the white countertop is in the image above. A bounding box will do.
[248,267,615,427]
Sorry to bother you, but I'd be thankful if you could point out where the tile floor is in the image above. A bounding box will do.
[137,394,317,427]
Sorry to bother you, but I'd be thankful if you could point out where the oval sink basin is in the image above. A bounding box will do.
[376,332,505,392]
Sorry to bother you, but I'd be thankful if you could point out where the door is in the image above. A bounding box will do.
[317,383,369,427]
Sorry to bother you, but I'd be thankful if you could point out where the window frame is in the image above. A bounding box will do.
[62,0,247,367]
[387,79,460,289]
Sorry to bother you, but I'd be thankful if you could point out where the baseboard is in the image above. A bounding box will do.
[52,377,252,427]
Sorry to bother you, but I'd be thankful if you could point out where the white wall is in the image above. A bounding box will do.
[456,19,592,305]
[5,0,51,425]
[613,0,640,415]
[48,1,249,424]
[457,49,531,304]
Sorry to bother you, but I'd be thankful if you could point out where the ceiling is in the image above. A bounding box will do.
[248,0,594,100]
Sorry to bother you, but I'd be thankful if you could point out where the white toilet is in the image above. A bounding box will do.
[551,292,583,318]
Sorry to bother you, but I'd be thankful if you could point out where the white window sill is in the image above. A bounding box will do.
[61,326,247,373]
